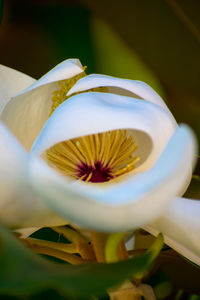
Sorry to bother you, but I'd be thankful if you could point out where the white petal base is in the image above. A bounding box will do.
[0,64,35,114]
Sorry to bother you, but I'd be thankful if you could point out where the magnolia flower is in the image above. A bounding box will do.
[0,59,199,265]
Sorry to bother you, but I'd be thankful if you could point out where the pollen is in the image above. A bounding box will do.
[45,130,140,183]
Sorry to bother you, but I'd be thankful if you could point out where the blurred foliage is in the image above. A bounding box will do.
[135,230,200,297]
[1,224,200,299]
[152,249,200,295]
[0,226,163,299]
[0,223,163,299]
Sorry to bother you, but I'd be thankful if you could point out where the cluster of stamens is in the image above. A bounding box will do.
[45,130,140,183]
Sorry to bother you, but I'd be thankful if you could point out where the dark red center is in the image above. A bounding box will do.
[77,161,113,183]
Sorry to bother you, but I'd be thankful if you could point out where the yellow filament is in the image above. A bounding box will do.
[52,226,87,243]
[86,172,93,182]
[24,238,77,254]
[112,157,140,176]
[45,130,140,182]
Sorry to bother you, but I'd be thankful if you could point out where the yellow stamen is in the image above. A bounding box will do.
[22,238,86,265]
[112,157,140,176]
[23,237,77,254]
[51,226,96,261]
[50,68,86,116]
[50,66,108,116]
[90,232,108,263]
[86,172,93,182]
[79,174,88,181]
[52,226,87,243]
[45,130,140,183]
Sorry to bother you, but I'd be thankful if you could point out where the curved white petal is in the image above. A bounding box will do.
[1,59,84,151]
[15,59,84,97]
[0,64,35,114]
[31,92,176,174]
[67,74,171,111]
[29,125,197,232]
[144,197,200,266]
[0,122,66,228]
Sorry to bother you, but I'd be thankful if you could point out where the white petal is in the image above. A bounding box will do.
[0,64,35,114]
[15,58,84,97]
[67,74,171,111]
[0,122,66,228]
[31,92,176,173]
[1,59,84,151]
[29,125,197,232]
[144,197,200,266]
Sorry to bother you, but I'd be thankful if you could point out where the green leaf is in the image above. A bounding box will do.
[0,224,163,298]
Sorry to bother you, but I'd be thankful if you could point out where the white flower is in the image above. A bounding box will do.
[0,59,199,264]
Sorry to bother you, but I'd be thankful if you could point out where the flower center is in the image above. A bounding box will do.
[78,161,113,183]
[45,130,140,183]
